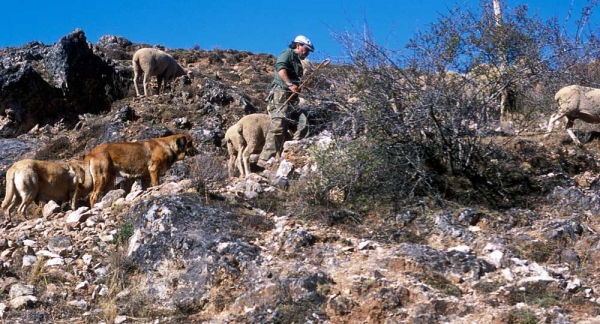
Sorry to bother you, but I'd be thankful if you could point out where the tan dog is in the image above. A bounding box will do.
[83,134,197,207]
[1,159,88,219]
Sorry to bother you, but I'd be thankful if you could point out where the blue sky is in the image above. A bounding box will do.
[0,0,596,62]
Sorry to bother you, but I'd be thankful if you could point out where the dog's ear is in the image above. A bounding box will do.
[176,136,187,152]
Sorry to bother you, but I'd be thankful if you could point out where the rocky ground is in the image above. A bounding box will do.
[2,30,600,323]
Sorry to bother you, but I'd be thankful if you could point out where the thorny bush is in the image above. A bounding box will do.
[306,0,600,212]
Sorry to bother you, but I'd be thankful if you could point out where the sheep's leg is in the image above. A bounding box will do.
[241,138,253,176]
[545,113,564,137]
[565,118,582,146]
[133,71,141,97]
[242,148,253,177]
[227,152,236,178]
[237,148,246,177]
[156,76,164,95]
[163,78,171,94]
[143,72,151,96]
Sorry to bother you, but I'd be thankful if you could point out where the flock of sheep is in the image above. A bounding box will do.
[2,46,600,220]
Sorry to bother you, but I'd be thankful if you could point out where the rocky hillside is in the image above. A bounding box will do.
[2,29,600,323]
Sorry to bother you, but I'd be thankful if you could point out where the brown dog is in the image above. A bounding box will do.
[1,159,88,219]
[82,134,197,207]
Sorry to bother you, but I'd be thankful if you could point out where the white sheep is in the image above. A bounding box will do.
[132,48,187,96]
[546,85,600,146]
[225,114,271,178]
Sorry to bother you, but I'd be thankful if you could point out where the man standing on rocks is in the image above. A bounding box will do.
[257,35,314,168]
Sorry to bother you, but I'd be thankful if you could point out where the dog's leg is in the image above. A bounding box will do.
[17,192,33,217]
[565,118,582,146]
[89,191,98,208]
[16,171,37,217]
[122,178,135,193]
[2,169,16,220]
[90,172,107,207]
[6,195,19,220]
[147,163,161,187]
[71,180,86,210]
[105,174,116,192]
[141,176,152,189]
[90,182,103,207]
[3,194,19,221]
[71,188,79,210]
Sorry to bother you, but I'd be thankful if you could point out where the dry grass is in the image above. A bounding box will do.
[499,308,539,324]
[187,153,229,195]
[239,211,275,232]
[93,234,150,322]
[28,256,48,285]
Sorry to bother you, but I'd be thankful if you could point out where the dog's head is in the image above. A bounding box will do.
[174,134,198,159]
[66,159,85,179]
[67,158,92,194]
[67,159,85,183]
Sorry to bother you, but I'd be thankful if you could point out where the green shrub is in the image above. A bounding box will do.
[308,137,432,208]
[504,308,539,324]
[113,220,134,246]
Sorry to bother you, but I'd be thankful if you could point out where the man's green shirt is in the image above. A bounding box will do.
[272,48,304,89]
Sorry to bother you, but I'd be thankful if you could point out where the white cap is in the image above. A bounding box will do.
[294,35,314,52]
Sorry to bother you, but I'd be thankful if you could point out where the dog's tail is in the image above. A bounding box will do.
[84,153,105,207]
[1,166,17,217]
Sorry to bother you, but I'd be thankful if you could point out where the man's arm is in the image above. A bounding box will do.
[278,69,299,92]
